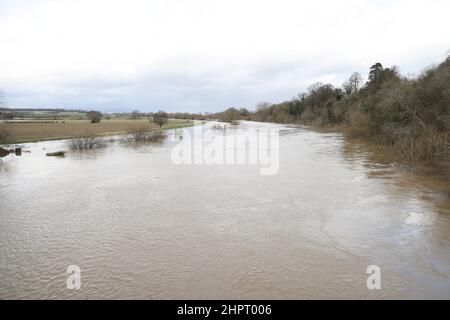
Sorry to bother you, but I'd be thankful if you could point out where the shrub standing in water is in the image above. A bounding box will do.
[211,123,226,130]
[130,127,148,141]
[68,136,106,150]
[147,131,167,142]
[130,127,167,142]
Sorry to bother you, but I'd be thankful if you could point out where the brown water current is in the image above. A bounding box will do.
[1,121,449,299]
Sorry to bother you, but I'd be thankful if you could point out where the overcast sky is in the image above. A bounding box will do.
[0,0,449,112]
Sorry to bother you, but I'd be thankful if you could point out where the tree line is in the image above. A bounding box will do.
[244,58,450,179]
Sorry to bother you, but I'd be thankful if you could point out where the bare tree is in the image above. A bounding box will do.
[152,111,169,128]
[349,72,362,92]
[343,72,362,95]
[131,110,141,120]
[87,111,103,123]
[256,102,272,111]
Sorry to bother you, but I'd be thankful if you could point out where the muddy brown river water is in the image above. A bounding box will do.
[1,121,449,299]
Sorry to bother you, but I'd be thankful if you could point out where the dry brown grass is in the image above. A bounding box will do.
[3,119,191,143]
[0,123,11,144]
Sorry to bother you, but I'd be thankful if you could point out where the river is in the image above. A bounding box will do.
[1,121,449,299]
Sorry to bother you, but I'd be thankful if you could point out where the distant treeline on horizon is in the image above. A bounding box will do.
[0,107,88,113]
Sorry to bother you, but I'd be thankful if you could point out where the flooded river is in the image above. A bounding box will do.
[1,121,449,299]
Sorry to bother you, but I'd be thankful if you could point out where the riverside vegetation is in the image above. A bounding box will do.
[215,57,450,181]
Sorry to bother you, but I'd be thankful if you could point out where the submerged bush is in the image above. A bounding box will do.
[68,136,106,150]
[147,131,167,142]
[46,151,66,157]
[211,123,226,130]
[130,128,167,143]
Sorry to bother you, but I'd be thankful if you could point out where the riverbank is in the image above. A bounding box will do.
[292,120,450,195]
[1,118,194,144]
[243,58,450,184]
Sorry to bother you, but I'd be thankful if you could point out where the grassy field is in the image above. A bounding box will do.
[3,118,194,144]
